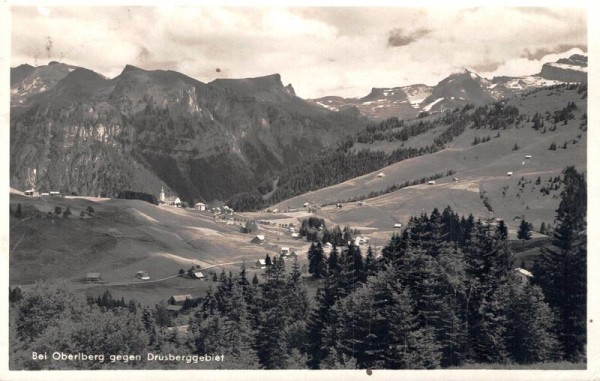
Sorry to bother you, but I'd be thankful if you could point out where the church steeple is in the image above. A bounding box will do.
[160,186,165,202]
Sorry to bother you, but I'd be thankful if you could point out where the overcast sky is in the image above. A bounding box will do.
[11,6,587,98]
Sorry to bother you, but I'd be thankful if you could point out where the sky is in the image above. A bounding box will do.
[10,6,588,98]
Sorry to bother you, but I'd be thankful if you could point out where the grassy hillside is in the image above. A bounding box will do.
[9,192,312,305]
[273,85,586,236]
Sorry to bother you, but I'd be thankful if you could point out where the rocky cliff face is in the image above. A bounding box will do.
[10,64,366,202]
[538,54,587,83]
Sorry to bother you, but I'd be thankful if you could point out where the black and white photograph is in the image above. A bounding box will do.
[2,2,596,378]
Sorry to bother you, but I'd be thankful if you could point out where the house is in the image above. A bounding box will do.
[291,232,300,239]
[41,192,50,196]
[25,189,35,196]
[251,235,265,244]
[303,202,310,208]
[507,172,514,177]
[191,270,205,280]
[394,223,403,228]
[280,247,290,256]
[514,268,533,284]
[85,273,101,283]
[525,155,532,159]
[256,259,267,269]
[357,236,370,245]
[166,325,190,334]
[49,191,61,197]
[324,242,333,249]
[453,177,459,182]
[168,294,193,305]
[194,202,206,211]
[428,180,436,185]
[336,203,343,209]
[136,271,150,280]
[377,172,386,178]
[166,305,183,312]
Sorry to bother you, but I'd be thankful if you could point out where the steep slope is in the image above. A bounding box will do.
[10,61,82,106]
[10,63,366,202]
[538,54,587,82]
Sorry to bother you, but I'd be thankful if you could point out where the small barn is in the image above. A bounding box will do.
[507,172,514,177]
[525,155,532,159]
[280,247,290,256]
[394,223,403,229]
[194,202,206,211]
[428,180,436,185]
[166,305,183,313]
[168,294,193,305]
[251,234,265,244]
[256,259,267,269]
[25,189,35,196]
[377,172,386,178]
[291,232,300,239]
[303,202,310,208]
[514,268,533,285]
[41,192,50,196]
[453,177,459,182]
[136,271,150,280]
[49,191,61,197]
[191,270,205,280]
[85,273,101,283]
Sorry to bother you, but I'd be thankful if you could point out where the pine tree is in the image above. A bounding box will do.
[518,219,532,247]
[308,242,327,278]
[533,166,587,361]
[506,283,558,363]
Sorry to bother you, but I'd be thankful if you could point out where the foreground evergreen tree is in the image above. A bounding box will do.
[517,219,532,247]
[533,166,587,361]
[308,242,327,278]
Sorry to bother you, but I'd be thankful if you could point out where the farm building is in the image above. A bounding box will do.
[514,268,533,285]
[377,172,386,178]
[136,271,150,280]
[394,223,403,228]
[336,203,343,209]
[428,180,436,185]
[168,294,193,305]
[166,305,183,312]
[256,259,267,269]
[24,189,35,196]
[453,177,459,182]
[40,192,50,196]
[194,202,206,211]
[49,191,61,197]
[291,232,300,239]
[85,273,101,283]
[251,235,265,244]
[303,202,310,207]
[356,236,370,245]
[507,172,514,177]
[191,270,205,279]
[525,155,532,159]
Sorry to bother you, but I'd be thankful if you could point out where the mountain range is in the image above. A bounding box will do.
[10,53,587,204]
[308,54,587,119]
